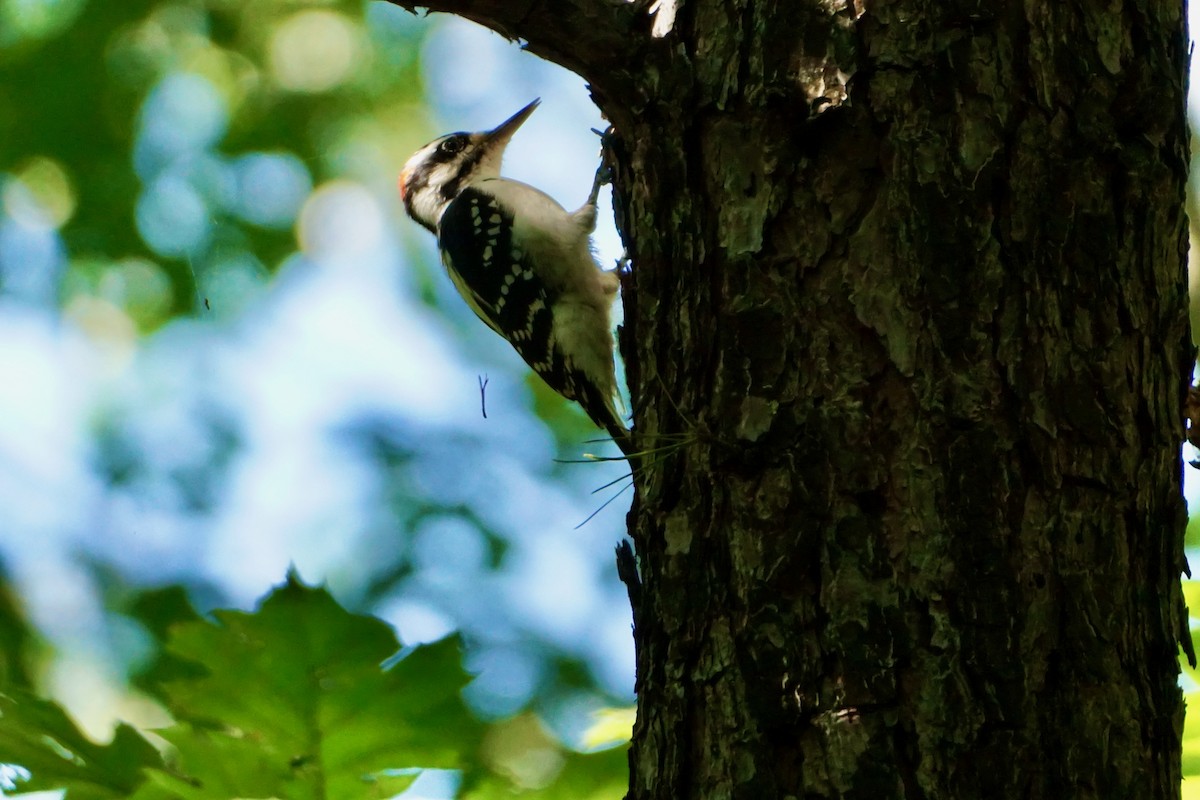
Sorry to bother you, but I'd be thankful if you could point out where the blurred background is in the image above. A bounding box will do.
[4,0,1200,797]
[0,1,634,796]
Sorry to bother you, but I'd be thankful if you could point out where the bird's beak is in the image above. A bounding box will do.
[484,99,540,151]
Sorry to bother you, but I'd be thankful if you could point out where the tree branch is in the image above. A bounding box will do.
[387,0,652,103]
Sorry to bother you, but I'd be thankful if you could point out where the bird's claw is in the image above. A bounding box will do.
[587,126,616,207]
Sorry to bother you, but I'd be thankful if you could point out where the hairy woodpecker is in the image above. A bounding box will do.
[398,100,629,453]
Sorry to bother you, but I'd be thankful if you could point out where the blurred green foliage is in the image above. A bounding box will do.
[0,0,428,324]
[1183,581,1200,796]
[0,1,633,796]
[0,577,629,798]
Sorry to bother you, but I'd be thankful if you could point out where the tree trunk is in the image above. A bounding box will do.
[395,0,1192,796]
[614,3,1193,798]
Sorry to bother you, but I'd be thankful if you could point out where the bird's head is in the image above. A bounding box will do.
[398,99,540,233]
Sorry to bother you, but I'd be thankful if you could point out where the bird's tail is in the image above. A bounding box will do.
[578,383,632,457]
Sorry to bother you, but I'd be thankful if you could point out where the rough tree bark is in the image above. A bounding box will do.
[394,1,1193,797]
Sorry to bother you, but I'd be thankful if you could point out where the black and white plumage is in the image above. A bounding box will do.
[398,100,629,452]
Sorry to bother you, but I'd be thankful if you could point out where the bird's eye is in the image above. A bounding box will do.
[439,136,467,156]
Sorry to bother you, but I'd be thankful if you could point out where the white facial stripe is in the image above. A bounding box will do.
[402,141,441,177]
[412,161,461,222]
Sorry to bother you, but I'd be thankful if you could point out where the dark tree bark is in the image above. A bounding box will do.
[393,0,1193,797]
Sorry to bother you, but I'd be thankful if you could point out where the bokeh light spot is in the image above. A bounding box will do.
[135,73,228,178]
[297,180,384,261]
[412,516,486,585]
[196,252,268,318]
[481,715,564,790]
[183,44,261,115]
[0,0,85,43]
[269,10,361,93]
[135,174,210,257]
[97,259,174,327]
[7,157,76,228]
[106,18,175,87]
[465,647,543,719]
[232,152,312,229]
[63,295,137,368]
[0,210,64,306]
[381,599,456,646]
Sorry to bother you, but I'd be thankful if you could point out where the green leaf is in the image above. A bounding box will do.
[129,585,210,695]
[130,586,204,642]
[1185,691,1200,779]
[548,747,628,800]
[0,568,36,690]
[464,744,628,800]
[140,574,484,799]
[1183,580,1200,617]
[1187,514,1200,551]
[0,689,162,799]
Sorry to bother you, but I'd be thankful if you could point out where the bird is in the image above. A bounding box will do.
[398,100,629,455]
